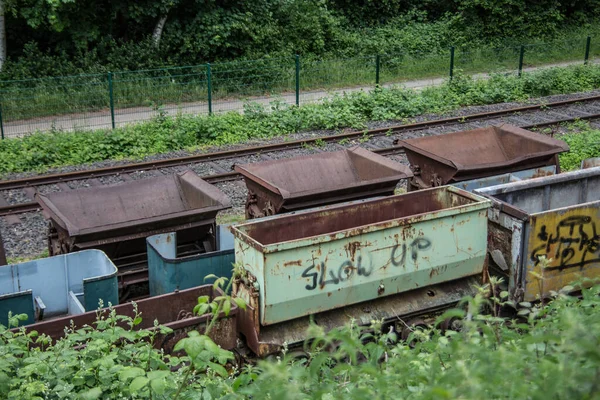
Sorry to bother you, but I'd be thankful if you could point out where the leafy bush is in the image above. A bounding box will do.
[558,122,600,171]
[2,63,600,174]
[2,278,600,398]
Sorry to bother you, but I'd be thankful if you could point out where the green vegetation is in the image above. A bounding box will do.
[4,0,600,80]
[5,249,49,265]
[3,1,600,125]
[2,275,600,399]
[3,63,600,175]
[558,121,600,171]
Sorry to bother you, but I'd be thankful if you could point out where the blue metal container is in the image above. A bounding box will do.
[0,250,118,327]
[147,225,235,296]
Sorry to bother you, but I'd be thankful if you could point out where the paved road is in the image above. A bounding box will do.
[3,59,594,138]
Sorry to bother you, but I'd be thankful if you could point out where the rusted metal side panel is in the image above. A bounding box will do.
[19,286,238,351]
[35,170,230,249]
[235,146,412,218]
[524,205,600,301]
[400,125,568,190]
[232,186,490,326]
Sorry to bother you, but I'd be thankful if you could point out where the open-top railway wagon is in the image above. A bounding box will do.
[2,125,599,358]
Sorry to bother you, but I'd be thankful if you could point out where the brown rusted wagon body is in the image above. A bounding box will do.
[235,146,412,219]
[398,125,569,190]
[35,171,230,295]
[19,285,238,352]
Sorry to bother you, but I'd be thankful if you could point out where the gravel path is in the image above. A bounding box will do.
[2,89,600,259]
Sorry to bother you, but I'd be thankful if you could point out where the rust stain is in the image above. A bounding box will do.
[284,260,302,267]
[345,241,361,261]
[532,168,556,178]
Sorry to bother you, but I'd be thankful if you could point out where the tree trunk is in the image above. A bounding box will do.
[152,15,168,48]
[0,0,6,71]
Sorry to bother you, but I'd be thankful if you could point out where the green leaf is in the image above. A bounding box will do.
[193,303,209,316]
[129,376,149,393]
[150,378,167,395]
[223,299,231,316]
[147,370,170,381]
[203,274,218,281]
[78,387,103,400]
[132,316,143,326]
[119,367,145,381]
[233,297,247,310]
[196,295,210,305]
[206,360,229,377]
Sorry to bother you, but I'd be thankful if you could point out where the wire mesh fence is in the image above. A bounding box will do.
[0,36,596,138]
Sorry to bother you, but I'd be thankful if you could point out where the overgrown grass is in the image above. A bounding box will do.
[1,34,599,124]
[557,121,600,171]
[3,63,600,175]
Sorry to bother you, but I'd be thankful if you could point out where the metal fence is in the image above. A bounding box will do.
[0,36,596,138]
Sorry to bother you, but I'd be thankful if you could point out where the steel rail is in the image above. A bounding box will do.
[2,98,600,217]
[2,94,600,192]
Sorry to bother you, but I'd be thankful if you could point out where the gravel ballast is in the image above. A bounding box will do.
[2,90,600,259]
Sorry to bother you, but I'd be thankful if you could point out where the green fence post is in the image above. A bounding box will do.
[585,36,591,65]
[0,104,4,140]
[295,55,300,106]
[518,46,525,77]
[207,63,212,115]
[375,54,381,85]
[449,47,455,80]
[108,72,115,129]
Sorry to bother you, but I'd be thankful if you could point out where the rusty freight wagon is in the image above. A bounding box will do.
[17,285,238,352]
[475,166,600,302]
[235,146,412,219]
[35,171,230,295]
[398,125,568,190]
[230,186,491,356]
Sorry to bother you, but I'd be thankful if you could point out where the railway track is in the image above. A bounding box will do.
[2,94,600,219]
